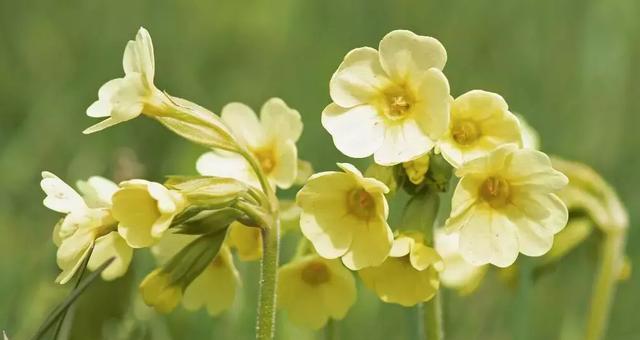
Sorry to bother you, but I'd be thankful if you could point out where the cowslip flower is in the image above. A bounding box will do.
[226,222,262,261]
[434,229,486,295]
[322,30,451,165]
[111,179,187,248]
[278,255,356,329]
[197,98,302,190]
[359,232,443,306]
[84,27,170,134]
[41,172,132,283]
[297,163,392,270]
[438,90,522,168]
[149,232,240,315]
[444,144,569,267]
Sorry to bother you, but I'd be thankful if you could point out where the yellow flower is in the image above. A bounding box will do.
[278,255,356,329]
[84,27,170,134]
[403,153,430,185]
[226,222,262,261]
[151,233,240,315]
[438,90,522,168]
[551,156,628,233]
[322,30,451,165]
[41,172,133,283]
[197,98,302,190]
[139,269,183,314]
[111,179,186,248]
[297,163,393,270]
[359,232,443,306]
[444,144,569,267]
[434,229,487,295]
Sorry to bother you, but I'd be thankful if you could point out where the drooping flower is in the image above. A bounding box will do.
[322,30,451,165]
[444,144,569,267]
[359,232,443,306]
[84,27,171,134]
[149,232,240,315]
[41,172,133,283]
[278,255,356,329]
[434,229,487,295]
[226,222,262,261]
[197,98,303,190]
[297,163,393,270]
[403,153,430,185]
[438,90,522,168]
[111,179,187,248]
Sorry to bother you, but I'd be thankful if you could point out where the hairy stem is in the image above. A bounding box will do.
[585,230,626,340]
[256,220,280,340]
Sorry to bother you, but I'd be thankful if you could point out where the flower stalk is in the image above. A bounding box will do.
[421,193,443,340]
[585,229,627,340]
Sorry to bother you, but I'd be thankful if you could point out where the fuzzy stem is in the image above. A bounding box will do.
[256,220,280,340]
[585,230,626,340]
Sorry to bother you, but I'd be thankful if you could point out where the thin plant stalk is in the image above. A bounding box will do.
[585,230,626,340]
[243,149,280,340]
[420,193,443,340]
[325,318,337,340]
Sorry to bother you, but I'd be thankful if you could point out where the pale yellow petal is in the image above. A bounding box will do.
[260,97,302,142]
[196,150,259,189]
[329,47,391,107]
[373,119,435,166]
[458,208,519,267]
[40,171,87,214]
[341,218,392,270]
[378,30,447,80]
[88,232,133,280]
[220,102,265,148]
[271,139,298,189]
[413,68,450,140]
[322,103,385,158]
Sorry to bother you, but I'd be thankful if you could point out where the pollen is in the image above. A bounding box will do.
[346,188,375,220]
[253,148,277,174]
[480,176,511,208]
[382,86,415,120]
[300,260,331,285]
[452,120,480,146]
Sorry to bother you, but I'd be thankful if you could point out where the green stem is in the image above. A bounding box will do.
[256,219,280,340]
[423,292,443,340]
[325,318,337,340]
[512,258,533,340]
[585,230,626,340]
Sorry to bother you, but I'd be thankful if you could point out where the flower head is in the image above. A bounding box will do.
[111,179,186,248]
[197,98,302,190]
[84,27,170,134]
[278,255,356,329]
[297,163,393,270]
[139,268,183,313]
[434,229,487,295]
[444,144,569,267]
[438,90,522,168]
[322,30,451,165]
[359,232,443,306]
[41,172,132,283]
[150,232,240,315]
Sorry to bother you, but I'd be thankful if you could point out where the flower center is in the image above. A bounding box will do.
[383,86,414,120]
[480,176,511,208]
[252,148,276,174]
[301,260,331,285]
[452,120,480,145]
[346,188,375,220]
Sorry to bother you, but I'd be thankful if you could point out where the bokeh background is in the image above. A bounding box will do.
[1,0,638,339]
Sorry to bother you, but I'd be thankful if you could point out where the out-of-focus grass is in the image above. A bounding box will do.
[0,0,638,339]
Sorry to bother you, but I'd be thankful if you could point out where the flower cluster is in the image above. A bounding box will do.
[38,26,628,339]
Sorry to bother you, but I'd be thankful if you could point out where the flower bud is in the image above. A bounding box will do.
[139,269,183,313]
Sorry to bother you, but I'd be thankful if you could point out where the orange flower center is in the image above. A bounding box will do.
[480,176,511,208]
[301,260,331,285]
[347,188,375,220]
[452,120,480,145]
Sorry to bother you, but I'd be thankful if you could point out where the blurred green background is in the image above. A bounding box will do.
[1,0,638,339]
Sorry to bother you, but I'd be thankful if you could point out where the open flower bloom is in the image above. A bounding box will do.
[150,232,240,315]
[322,30,451,165]
[444,144,569,267]
[434,229,487,295]
[297,163,393,270]
[438,90,522,168]
[359,232,443,306]
[197,98,303,190]
[278,255,356,329]
[226,222,262,261]
[84,27,171,134]
[41,172,133,283]
[111,179,186,248]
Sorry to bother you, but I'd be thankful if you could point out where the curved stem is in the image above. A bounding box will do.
[325,318,337,340]
[585,230,626,340]
[256,219,280,340]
